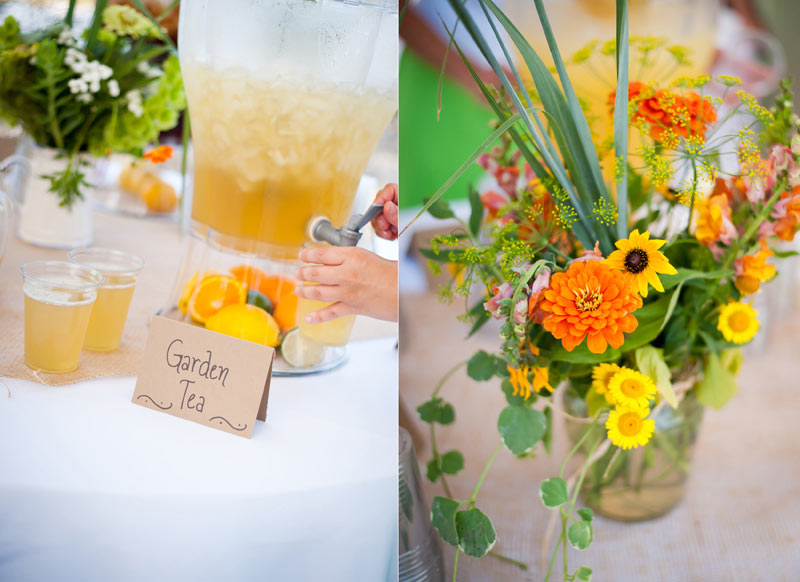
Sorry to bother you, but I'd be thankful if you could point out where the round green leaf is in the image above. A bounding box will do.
[540,477,568,509]
[417,398,442,423]
[577,566,593,581]
[501,378,527,407]
[467,350,497,381]
[440,450,465,475]
[439,403,455,425]
[577,508,594,523]
[568,520,593,550]
[498,406,546,455]
[426,459,441,483]
[456,508,497,558]
[430,496,460,547]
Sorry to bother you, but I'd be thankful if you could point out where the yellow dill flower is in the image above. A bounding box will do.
[591,363,622,403]
[717,302,759,344]
[605,229,677,297]
[608,368,657,408]
[606,404,655,450]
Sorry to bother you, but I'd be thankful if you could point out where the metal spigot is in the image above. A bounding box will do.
[308,203,384,247]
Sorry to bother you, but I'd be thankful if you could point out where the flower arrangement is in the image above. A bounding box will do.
[411,0,800,579]
[0,0,185,207]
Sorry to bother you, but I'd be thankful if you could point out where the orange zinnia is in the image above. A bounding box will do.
[539,261,642,354]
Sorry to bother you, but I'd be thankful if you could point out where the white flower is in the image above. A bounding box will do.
[107,79,120,98]
[136,60,161,79]
[76,93,93,104]
[68,78,89,94]
[126,90,143,117]
[64,48,87,72]
[57,28,76,47]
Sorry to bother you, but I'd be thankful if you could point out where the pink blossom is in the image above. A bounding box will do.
[477,153,498,175]
[484,282,513,319]
[792,134,800,158]
[788,166,800,189]
[769,144,793,174]
[569,241,604,264]
[530,268,551,296]
[512,298,528,325]
[759,220,777,239]
[719,213,737,246]
[495,166,520,198]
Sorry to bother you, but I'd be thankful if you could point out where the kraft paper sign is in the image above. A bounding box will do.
[132,316,273,438]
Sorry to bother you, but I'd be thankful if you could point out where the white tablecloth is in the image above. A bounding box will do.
[0,337,398,582]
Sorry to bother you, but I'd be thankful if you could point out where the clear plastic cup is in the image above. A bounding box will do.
[20,260,104,373]
[68,248,144,352]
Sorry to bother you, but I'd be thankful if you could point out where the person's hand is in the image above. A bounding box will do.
[371,183,398,241]
[297,246,398,323]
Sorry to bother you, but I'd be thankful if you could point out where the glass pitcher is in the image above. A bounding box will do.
[178,0,397,256]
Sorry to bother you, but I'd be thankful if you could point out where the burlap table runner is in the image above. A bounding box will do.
[0,210,396,386]
[400,291,800,581]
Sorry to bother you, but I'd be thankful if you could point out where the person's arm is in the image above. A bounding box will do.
[400,1,505,101]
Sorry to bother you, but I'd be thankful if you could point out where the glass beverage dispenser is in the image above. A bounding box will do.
[166,0,397,374]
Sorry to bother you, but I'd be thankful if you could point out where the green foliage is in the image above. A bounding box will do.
[497,405,546,455]
[539,477,568,508]
[568,520,593,550]
[440,450,465,475]
[417,397,455,425]
[430,496,460,546]
[467,350,501,381]
[576,566,593,581]
[0,9,185,207]
[635,345,676,408]
[695,350,740,410]
[455,508,497,558]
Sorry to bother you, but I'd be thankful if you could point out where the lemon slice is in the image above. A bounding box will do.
[280,328,327,368]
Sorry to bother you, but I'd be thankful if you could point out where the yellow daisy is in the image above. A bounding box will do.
[717,301,759,344]
[605,229,677,297]
[591,362,622,403]
[606,404,655,450]
[608,368,657,408]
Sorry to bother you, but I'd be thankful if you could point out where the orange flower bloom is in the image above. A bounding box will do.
[539,261,642,354]
[608,83,717,143]
[771,189,800,241]
[692,193,735,246]
[734,239,776,295]
[143,145,173,164]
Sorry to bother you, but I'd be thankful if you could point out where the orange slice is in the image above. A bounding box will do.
[273,291,298,331]
[229,264,268,292]
[258,275,296,306]
[187,275,246,323]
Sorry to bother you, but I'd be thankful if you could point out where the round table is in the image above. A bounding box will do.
[0,337,398,582]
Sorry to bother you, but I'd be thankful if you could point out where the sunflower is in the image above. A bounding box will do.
[606,404,655,450]
[607,368,657,408]
[717,301,759,344]
[591,363,622,403]
[605,229,677,297]
[539,261,643,354]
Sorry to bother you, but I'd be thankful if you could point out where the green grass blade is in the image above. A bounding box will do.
[480,0,611,252]
[400,110,537,235]
[614,0,629,239]
[531,0,610,204]
[439,14,595,249]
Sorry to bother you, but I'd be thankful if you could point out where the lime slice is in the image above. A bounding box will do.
[246,289,273,314]
[281,328,327,368]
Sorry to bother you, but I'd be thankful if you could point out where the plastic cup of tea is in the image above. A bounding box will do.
[20,260,104,373]
[297,296,356,347]
[68,248,144,352]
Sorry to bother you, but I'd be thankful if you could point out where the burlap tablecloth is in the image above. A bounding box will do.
[400,292,800,581]
[0,210,397,385]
